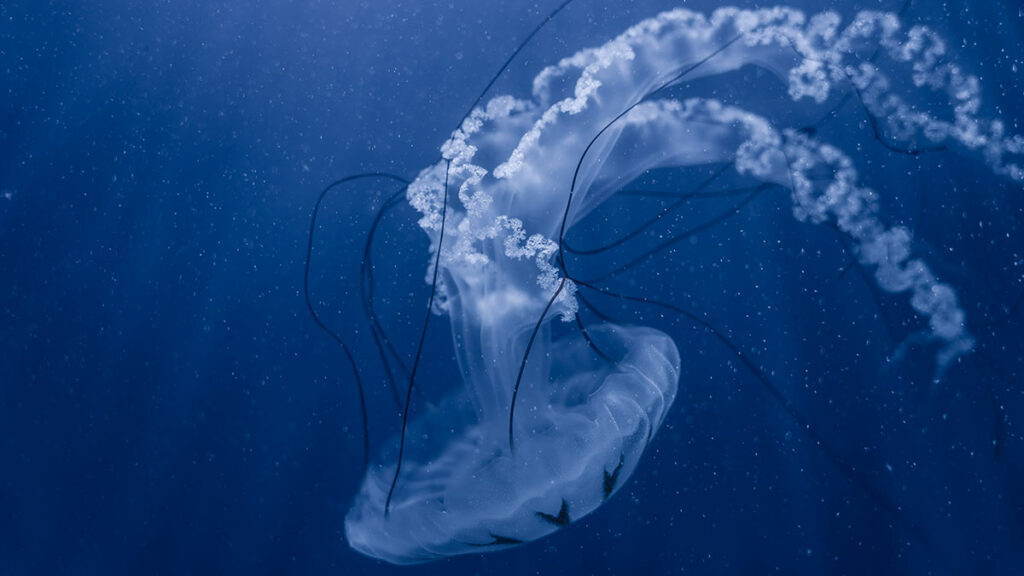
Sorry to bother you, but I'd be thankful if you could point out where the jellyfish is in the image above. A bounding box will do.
[330,5,1023,566]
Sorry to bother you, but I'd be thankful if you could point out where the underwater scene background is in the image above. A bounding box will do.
[2,0,1023,574]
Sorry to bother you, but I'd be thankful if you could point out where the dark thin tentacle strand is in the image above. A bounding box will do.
[834,257,857,282]
[509,277,566,453]
[361,185,414,411]
[456,0,577,124]
[972,349,1010,459]
[368,326,402,410]
[305,172,408,472]
[615,183,767,200]
[574,313,613,364]
[573,279,934,549]
[576,289,620,325]
[584,183,775,285]
[385,160,451,517]
[362,189,413,367]
[563,163,733,256]
[849,84,948,156]
[508,32,746,454]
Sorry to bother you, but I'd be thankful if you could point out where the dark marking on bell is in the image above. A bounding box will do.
[537,499,571,527]
[603,453,625,499]
[466,533,525,547]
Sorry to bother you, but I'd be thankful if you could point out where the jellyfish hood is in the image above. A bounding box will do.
[344,6,1021,565]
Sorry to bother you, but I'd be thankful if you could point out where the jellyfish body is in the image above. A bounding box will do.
[344,6,1022,564]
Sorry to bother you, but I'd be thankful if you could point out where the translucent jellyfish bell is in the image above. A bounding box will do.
[345,324,679,563]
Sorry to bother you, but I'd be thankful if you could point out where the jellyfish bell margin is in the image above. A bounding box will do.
[345,324,679,564]
[340,5,1022,565]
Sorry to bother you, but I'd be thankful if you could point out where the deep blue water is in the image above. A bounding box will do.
[2,0,1023,574]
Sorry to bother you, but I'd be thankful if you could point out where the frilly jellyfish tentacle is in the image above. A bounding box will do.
[343,6,1022,565]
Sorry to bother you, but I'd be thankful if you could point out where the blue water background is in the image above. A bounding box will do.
[2,0,1023,574]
